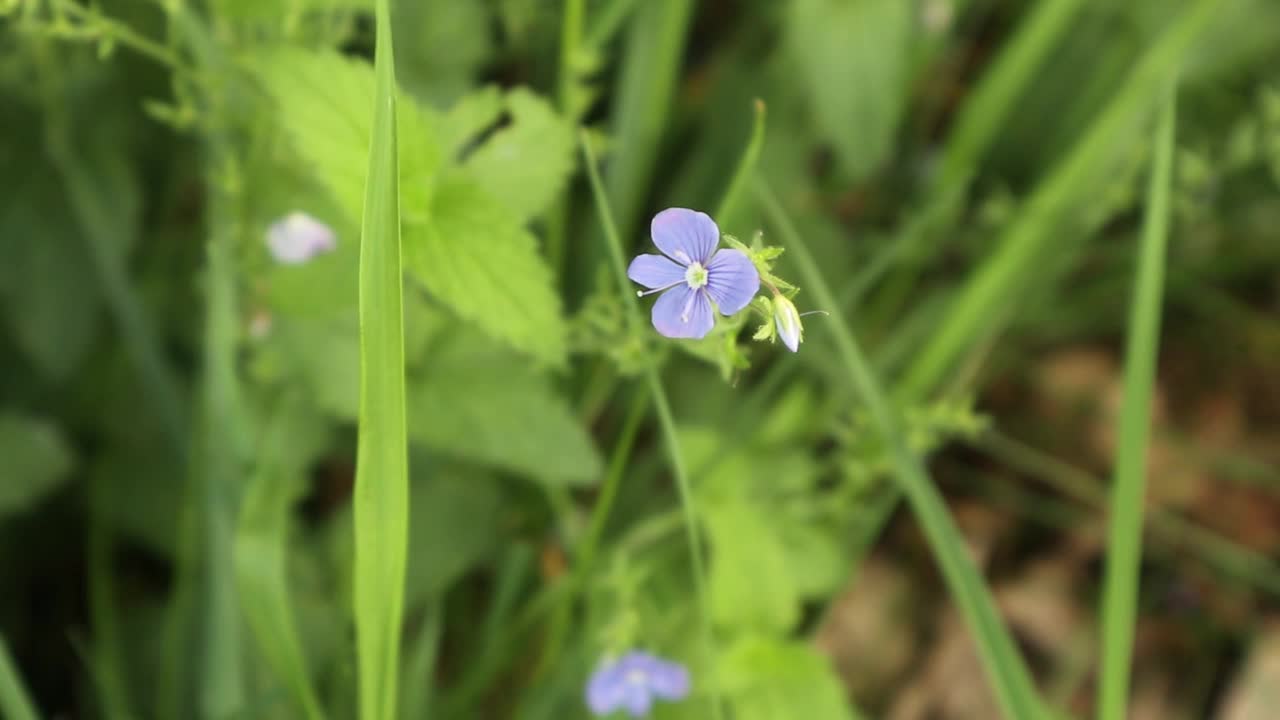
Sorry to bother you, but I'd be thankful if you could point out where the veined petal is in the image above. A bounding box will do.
[650,285,714,339]
[705,248,760,315]
[628,253,687,289]
[651,208,719,265]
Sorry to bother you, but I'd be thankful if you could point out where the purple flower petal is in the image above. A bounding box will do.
[622,685,653,718]
[644,659,690,700]
[587,663,628,715]
[266,211,336,265]
[627,253,687,289]
[651,285,714,339]
[705,248,760,315]
[651,208,719,266]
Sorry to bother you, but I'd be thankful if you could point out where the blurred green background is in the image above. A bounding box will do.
[2,0,1279,718]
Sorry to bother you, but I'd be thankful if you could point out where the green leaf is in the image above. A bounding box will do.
[0,413,73,520]
[254,49,441,225]
[786,0,912,181]
[0,166,102,380]
[352,1,410,717]
[405,470,503,603]
[407,331,600,485]
[456,88,575,221]
[720,636,856,720]
[705,501,798,632]
[403,178,566,365]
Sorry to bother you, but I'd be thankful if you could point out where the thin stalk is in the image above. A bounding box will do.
[582,133,726,720]
[1097,87,1176,720]
[714,99,766,226]
[537,385,650,677]
[757,179,1045,720]
[547,0,586,275]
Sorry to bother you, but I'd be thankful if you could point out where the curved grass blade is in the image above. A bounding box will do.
[1097,85,1177,720]
[756,179,1045,720]
[353,0,410,717]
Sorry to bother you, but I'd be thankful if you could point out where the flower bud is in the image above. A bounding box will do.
[774,294,802,352]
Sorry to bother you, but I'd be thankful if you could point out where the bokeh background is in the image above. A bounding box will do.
[2,0,1279,718]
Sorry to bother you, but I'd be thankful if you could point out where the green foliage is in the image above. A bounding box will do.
[0,414,72,520]
[351,1,409,716]
[786,0,913,181]
[720,636,856,720]
[6,1,1280,719]
[403,178,567,365]
[407,330,601,485]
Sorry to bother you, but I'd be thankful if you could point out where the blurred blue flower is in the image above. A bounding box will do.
[586,650,690,718]
[266,211,336,265]
[628,208,759,339]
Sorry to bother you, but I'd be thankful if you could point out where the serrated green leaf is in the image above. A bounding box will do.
[705,501,798,632]
[457,88,575,221]
[254,49,441,225]
[403,178,566,364]
[720,636,856,720]
[438,86,504,158]
[0,413,73,520]
[407,331,600,485]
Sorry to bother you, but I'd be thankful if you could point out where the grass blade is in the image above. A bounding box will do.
[1097,86,1177,720]
[0,636,38,720]
[353,0,410,717]
[756,179,1045,720]
[714,99,767,226]
[582,132,726,720]
[899,0,1217,401]
[236,396,326,720]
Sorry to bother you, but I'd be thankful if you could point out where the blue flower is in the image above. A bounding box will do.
[266,211,336,265]
[586,651,690,718]
[628,208,760,339]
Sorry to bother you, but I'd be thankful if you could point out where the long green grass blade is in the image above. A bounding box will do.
[1097,86,1177,720]
[353,0,409,717]
[899,0,1217,401]
[938,0,1088,186]
[582,132,726,720]
[0,636,38,720]
[756,179,1045,720]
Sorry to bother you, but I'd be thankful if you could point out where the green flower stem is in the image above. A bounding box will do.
[583,132,726,720]
[756,179,1045,720]
[1098,87,1176,720]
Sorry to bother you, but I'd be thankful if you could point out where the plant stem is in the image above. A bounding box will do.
[756,178,1045,720]
[582,133,726,720]
[1098,85,1176,720]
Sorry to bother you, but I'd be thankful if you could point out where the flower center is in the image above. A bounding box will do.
[626,670,648,686]
[684,262,708,289]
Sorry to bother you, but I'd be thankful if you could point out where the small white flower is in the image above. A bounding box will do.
[266,212,336,265]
